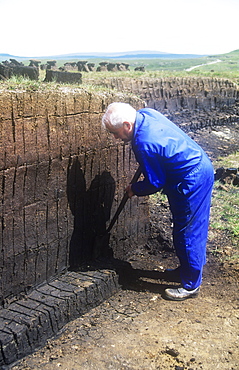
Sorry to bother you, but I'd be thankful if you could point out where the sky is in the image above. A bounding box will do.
[0,0,238,57]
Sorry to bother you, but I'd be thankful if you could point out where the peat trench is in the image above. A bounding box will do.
[5,123,239,370]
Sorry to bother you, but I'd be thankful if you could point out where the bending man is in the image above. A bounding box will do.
[102,102,214,301]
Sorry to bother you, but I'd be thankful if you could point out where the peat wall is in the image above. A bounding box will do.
[89,76,239,130]
[0,88,147,305]
[1,76,239,305]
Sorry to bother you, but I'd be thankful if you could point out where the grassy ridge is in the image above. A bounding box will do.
[1,49,238,88]
[79,49,239,84]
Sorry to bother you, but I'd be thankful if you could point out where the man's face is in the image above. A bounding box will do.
[106,122,133,143]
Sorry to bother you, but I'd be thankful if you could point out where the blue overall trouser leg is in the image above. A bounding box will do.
[166,154,214,290]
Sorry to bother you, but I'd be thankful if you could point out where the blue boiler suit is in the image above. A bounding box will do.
[131,108,214,290]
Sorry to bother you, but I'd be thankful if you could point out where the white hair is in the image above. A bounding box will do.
[102,102,137,129]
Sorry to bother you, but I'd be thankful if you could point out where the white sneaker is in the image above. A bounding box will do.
[164,286,200,301]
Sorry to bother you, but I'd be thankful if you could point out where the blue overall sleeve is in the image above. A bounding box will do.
[131,145,165,196]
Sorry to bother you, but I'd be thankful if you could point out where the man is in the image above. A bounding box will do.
[102,102,214,301]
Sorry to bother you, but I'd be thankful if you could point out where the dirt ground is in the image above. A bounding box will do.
[10,124,239,370]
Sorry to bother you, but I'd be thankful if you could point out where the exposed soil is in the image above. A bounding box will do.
[10,124,239,370]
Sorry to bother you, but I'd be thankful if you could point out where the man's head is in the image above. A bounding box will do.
[102,102,136,142]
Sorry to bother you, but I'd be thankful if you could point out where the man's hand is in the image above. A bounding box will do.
[125,184,135,198]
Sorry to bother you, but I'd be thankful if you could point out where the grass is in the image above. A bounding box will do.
[210,178,239,264]
[1,49,239,91]
[0,73,112,95]
[210,182,239,238]
[0,73,56,92]
[213,151,239,169]
[210,152,239,250]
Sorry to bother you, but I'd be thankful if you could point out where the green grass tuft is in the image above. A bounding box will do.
[211,181,239,238]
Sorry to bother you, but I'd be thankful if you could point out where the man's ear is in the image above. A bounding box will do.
[123,121,133,132]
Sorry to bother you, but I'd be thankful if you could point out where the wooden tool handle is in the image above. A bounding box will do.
[106,165,141,233]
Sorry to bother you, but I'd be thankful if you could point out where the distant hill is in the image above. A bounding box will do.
[0,50,207,62]
[44,50,207,59]
[1,49,238,63]
[53,51,207,59]
[0,53,15,58]
[0,53,28,62]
